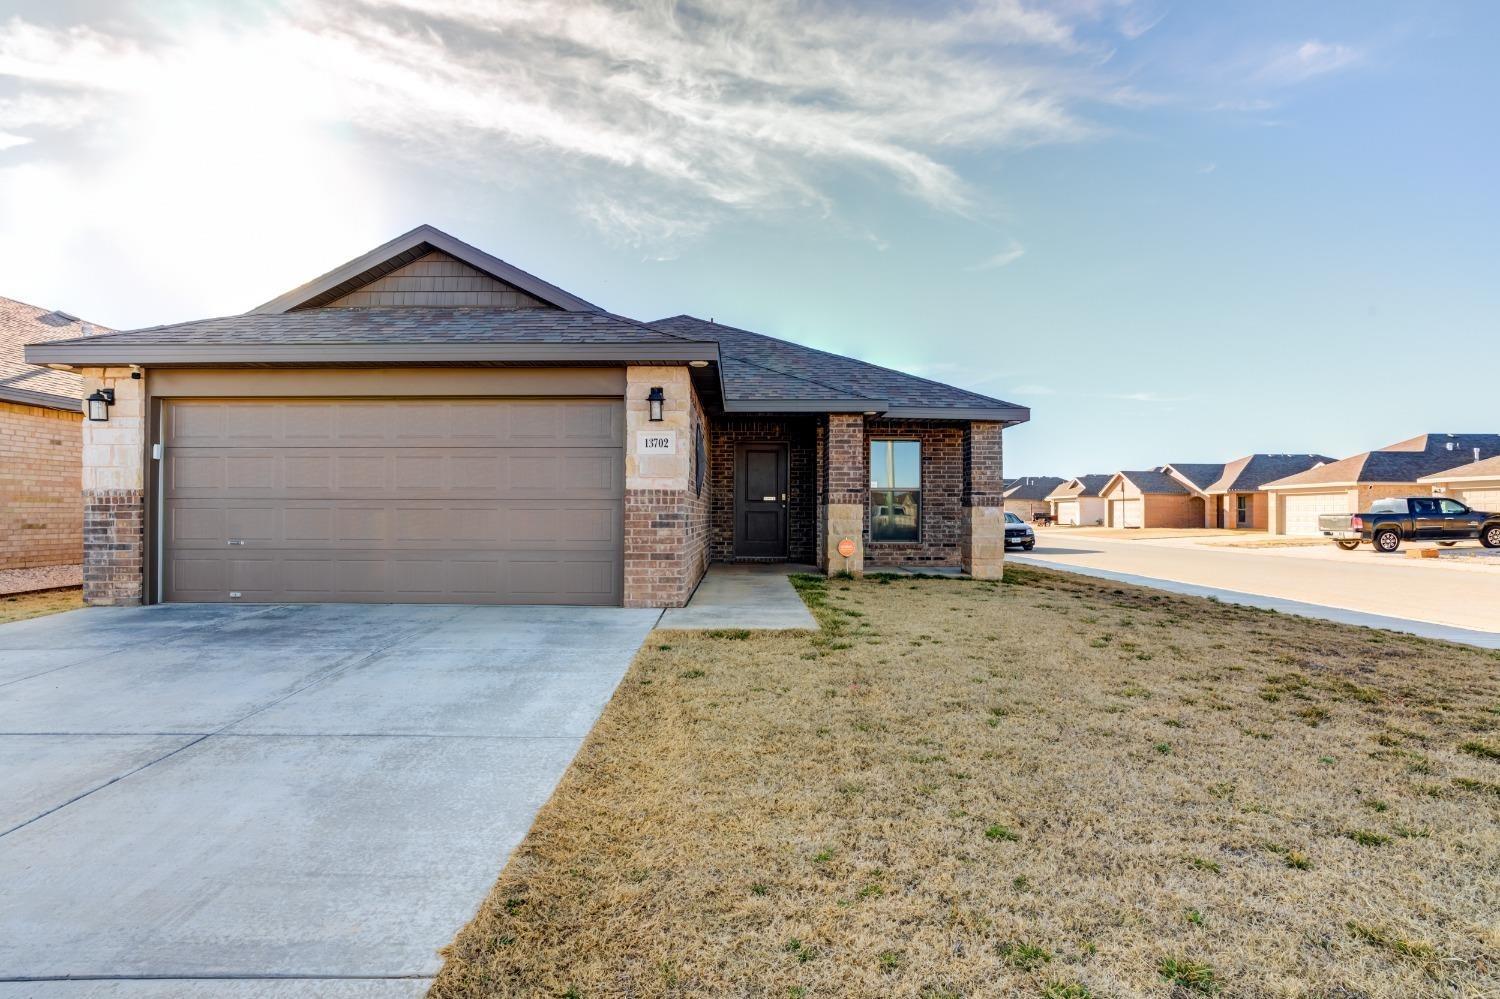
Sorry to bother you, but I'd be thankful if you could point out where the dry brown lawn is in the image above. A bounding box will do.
[431,567,1499,999]
[0,587,81,625]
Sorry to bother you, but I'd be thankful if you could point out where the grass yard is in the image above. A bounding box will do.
[431,567,1499,999]
[0,587,81,625]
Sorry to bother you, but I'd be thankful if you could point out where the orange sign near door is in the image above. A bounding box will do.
[837,538,856,558]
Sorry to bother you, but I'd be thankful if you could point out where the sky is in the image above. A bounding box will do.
[1,0,1495,477]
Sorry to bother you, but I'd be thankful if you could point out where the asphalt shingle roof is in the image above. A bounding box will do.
[1264,434,1500,488]
[1049,474,1113,500]
[1003,476,1066,501]
[650,315,1024,414]
[1418,455,1500,482]
[1117,469,1189,495]
[1203,454,1336,493]
[1164,463,1225,491]
[0,296,108,408]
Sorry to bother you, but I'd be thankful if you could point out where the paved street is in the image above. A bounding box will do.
[1018,530,1500,637]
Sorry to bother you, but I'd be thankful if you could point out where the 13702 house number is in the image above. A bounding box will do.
[637,430,678,454]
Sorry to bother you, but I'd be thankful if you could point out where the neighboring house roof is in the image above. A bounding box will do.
[1262,434,1500,489]
[1417,455,1500,483]
[0,296,109,410]
[650,315,1028,421]
[1107,469,1190,495]
[1048,474,1113,500]
[1003,476,1066,501]
[1202,454,1336,494]
[25,225,1030,424]
[1162,463,1225,492]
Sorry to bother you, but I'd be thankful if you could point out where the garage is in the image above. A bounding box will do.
[1456,488,1500,512]
[162,398,623,604]
[1282,491,1351,537]
[1054,499,1079,525]
[1109,498,1143,528]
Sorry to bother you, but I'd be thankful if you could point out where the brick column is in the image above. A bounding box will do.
[962,420,1005,579]
[80,367,146,605]
[623,366,708,608]
[820,413,865,575]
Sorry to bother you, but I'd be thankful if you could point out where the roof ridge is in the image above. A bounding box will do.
[652,315,1013,409]
[650,316,882,402]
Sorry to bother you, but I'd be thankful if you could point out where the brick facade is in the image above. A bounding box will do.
[0,400,83,569]
[83,488,145,605]
[709,416,817,563]
[962,420,1005,578]
[821,413,865,573]
[862,419,965,568]
[622,366,710,607]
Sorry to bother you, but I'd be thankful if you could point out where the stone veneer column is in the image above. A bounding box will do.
[820,413,865,575]
[80,367,146,605]
[623,366,696,608]
[962,420,1005,579]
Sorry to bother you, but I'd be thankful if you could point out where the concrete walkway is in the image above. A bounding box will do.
[0,602,660,994]
[1012,554,1500,649]
[658,564,818,630]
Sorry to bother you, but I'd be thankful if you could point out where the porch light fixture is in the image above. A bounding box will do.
[647,385,665,422]
[689,360,709,368]
[86,388,115,422]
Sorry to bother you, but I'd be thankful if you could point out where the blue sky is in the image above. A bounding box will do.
[1,1,1494,476]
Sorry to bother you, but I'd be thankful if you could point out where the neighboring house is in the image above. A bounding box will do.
[0,297,109,570]
[1099,468,1206,529]
[1002,476,1065,522]
[26,225,1029,608]
[1196,453,1336,530]
[1261,433,1500,535]
[1160,462,1224,527]
[1047,475,1111,526]
[1417,455,1500,512]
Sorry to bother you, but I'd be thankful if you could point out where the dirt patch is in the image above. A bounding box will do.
[0,587,82,625]
[430,567,1499,999]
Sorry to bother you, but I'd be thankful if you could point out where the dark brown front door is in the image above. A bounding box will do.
[734,442,788,558]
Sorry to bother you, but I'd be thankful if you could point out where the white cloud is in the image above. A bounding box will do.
[1258,40,1361,85]
[1108,391,1191,403]
[1012,384,1056,396]
[0,131,31,151]
[968,240,1027,270]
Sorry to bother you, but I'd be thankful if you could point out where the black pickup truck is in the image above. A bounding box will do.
[1319,497,1500,552]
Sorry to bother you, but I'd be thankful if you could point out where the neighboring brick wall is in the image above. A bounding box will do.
[962,421,1005,578]
[0,400,82,569]
[863,419,964,567]
[1006,498,1049,521]
[83,488,145,605]
[1142,493,1206,529]
[80,367,146,606]
[708,415,817,562]
[821,413,865,573]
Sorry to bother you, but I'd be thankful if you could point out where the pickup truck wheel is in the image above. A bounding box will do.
[1335,540,1360,551]
[1373,529,1402,553]
[1482,525,1500,549]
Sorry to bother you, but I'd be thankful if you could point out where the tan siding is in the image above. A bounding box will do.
[327,250,551,309]
[1141,493,1204,529]
[0,399,84,569]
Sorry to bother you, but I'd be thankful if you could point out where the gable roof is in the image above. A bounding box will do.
[0,296,109,409]
[252,225,602,313]
[1107,469,1189,496]
[650,315,1027,421]
[1003,476,1066,501]
[1417,454,1500,483]
[1161,463,1225,492]
[1200,453,1335,493]
[1048,474,1112,500]
[1262,434,1500,489]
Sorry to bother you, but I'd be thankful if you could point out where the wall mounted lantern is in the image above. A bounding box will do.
[647,386,665,422]
[86,388,115,422]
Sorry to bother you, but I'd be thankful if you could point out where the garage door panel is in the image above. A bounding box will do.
[1284,492,1350,536]
[166,399,622,449]
[1457,489,1500,512]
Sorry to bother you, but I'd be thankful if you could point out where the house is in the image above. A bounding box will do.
[25,225,1029,608]
[1002,476,1065,522]
[1261,434,1500,535]
[1046,475,1110,526]
[1099,468,1206,528]
[1417,455,1500,512]
[1,297,109,571]
[1194,454,1336,530]
[1160,463,1225,526]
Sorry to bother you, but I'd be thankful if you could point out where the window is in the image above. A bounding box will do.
[869,440,920,542]
[1236,494,1250,526]
[1437,498,1468,514]
[1410,498,1439,515]
[1005,512,1023,525]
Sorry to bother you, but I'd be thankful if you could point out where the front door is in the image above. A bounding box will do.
[734,442,789,558]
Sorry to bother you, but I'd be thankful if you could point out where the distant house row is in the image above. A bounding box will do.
[1008,433,1500,535]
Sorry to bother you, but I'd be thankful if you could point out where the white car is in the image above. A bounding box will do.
[1004,512,1035,550]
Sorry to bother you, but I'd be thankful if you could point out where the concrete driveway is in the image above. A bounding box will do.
[0,602,659,995]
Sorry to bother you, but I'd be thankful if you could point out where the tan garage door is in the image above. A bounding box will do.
[1457,488,1500,513]
[1110,498,1143,528]
[1283,491,1350,537]
[1055,500,1079,525]
[162,398,623,605]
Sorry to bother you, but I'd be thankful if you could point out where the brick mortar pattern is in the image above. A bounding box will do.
[83,488,144,606]
[708,416,817,563]
[0,401,83,569]
[622,378,710,607]
[862,419,965,567]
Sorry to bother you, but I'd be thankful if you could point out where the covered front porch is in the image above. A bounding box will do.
[705,412,1005,578]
